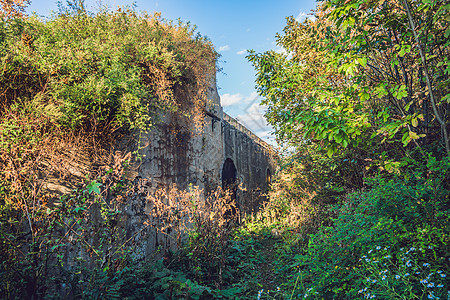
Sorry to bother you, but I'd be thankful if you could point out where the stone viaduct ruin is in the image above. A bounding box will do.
[125,83,277,215]
[116,83,278,257]
[45,82,277,260]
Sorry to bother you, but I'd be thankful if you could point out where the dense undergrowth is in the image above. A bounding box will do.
[237,0,450,298]
[124,151,448,299]
[250,151,450,299]
[1,4,216,131]
[17,149,443,299]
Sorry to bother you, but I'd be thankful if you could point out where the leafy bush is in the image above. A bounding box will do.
[0,150,137,298]
[233,151,448,299]
[284,156,450,299]
[0,6,220,298]
[0,7,217,132]
[357,245,449,299]
[0,157,246,298]
[146,184,239,289]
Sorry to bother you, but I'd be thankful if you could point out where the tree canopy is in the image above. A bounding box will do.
[248,0,449,160]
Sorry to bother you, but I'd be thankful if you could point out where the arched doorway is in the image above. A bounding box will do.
[222,158,237,191]
[222,158,238,220]
[266,168,272,185]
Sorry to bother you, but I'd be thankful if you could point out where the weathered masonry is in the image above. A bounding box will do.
[127,83,278,216]
[45,82,277,260]
[115,83,278,257]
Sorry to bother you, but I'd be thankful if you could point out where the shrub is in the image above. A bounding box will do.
[147,184,238,288]
[0,8,217,132]
[357,245,449,299]
[288,156,450,299]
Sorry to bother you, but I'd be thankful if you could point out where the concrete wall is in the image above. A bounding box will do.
[222,113,277,215]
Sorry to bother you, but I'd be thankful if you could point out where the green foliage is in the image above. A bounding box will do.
[357,245,449,299]
[0,159,135,299]
[261,157,450,299]
[198,151,446,299]
[0,6,220,298]
[2,1,450,299]
[0,7,217,132]
[244,4,450,296]
[248,0,449,158]
[0,163,256,299]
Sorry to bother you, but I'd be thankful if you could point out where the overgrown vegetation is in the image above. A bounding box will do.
[242,0,450,298]
[1,3,216,131]
[0,1,222,298]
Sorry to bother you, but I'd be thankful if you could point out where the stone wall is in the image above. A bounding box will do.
[127,82,277,210]
[44,82,277,262]
[140,86,276,207]
[116,82,278,258]
[222,113,277,216]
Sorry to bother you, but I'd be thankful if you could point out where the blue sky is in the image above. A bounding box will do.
[26,0,317,144]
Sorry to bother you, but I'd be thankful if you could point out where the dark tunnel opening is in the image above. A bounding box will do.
[222,158,238,220]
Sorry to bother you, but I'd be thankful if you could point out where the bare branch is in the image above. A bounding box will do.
[402,0,449,157]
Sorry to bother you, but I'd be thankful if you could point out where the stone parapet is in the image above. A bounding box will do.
[223,112,276,156]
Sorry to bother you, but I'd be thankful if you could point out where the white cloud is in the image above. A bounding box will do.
[220,93,243,107]
[236,106,272,141]
[296,11,316,22]
[236,114,267,134]
[218,45,230,52]
[247,101,266,114]
[275,46,287,55]
[271,40,287,55]
[255,130,276,144]
[222,92,275,144]
[271,41,291,56]
[296,12,307,22]
[246,91,259,103]
[236,102,269,135]
[237,49,246,55]
[220,92,259,107]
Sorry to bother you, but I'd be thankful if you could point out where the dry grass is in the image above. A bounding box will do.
[0,0,29,19]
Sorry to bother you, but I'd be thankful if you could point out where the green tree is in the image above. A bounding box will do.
[248,0,449,159]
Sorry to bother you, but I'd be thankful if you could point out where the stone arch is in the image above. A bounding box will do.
[222,158,237,197]
[221,158,238,219]
[266,168,272,185]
